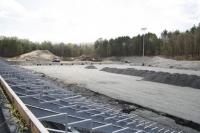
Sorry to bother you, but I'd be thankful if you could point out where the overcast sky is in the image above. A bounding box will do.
[0,0,200,43]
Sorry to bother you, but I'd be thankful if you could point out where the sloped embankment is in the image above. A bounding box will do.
[101,67,200,89]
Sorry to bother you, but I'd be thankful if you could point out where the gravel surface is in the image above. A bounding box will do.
[101,67,200,89]
[85,65,97,69]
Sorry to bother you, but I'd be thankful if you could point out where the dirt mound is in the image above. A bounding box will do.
[120,56,200,70]
[14,50,59,61]
[147,57,200,70]
[85,65,97,69]
[101,67,200,89]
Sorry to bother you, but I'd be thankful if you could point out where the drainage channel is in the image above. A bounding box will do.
[0,87,20,133]
[0,60,183,133]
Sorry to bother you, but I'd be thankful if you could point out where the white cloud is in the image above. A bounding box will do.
[0,0,200,43]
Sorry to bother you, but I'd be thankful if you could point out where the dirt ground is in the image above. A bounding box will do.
[10,50,200,71]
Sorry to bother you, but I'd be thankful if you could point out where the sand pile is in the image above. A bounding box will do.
[101,67,200,89]
[13,50,59,61]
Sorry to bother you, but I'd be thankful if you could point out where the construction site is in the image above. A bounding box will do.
[0,50,199,133]
[1,0,200,132]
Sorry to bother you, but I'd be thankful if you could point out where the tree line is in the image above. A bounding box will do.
[0,23,200,59]
[0,37,94,57]
[95,24,200,59]
[94,33,161,57]
[161,25,200,58]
